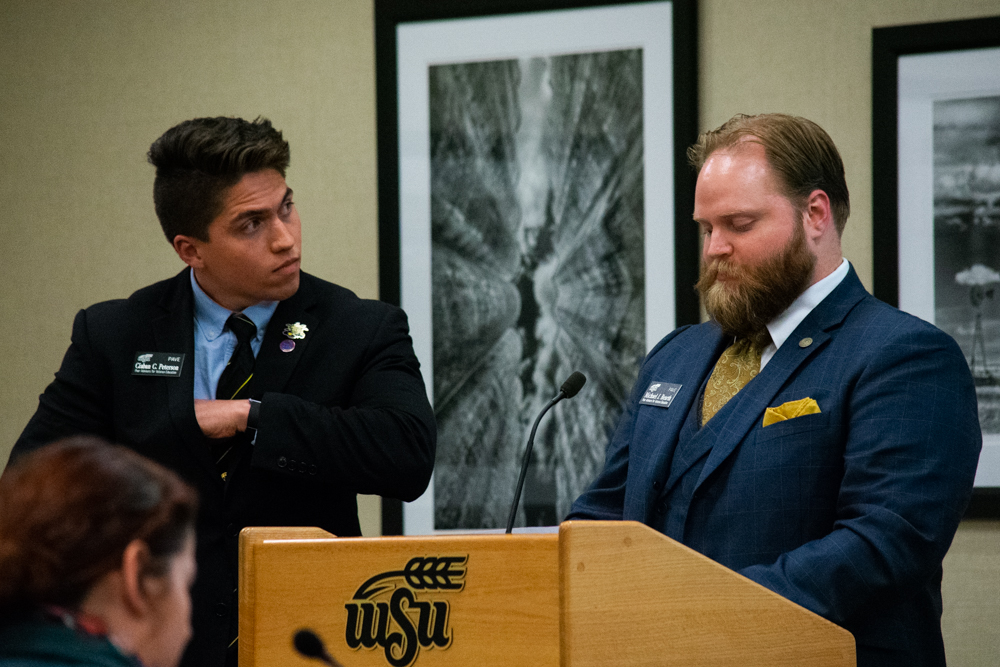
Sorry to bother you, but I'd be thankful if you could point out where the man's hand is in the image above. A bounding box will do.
[194,399,251,439]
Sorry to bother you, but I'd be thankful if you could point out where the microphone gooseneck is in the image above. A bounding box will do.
[505,371,587,534]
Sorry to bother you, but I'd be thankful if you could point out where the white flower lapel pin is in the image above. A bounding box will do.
[283,322,309,340]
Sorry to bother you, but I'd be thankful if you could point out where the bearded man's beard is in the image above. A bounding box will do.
[695,221,816,349]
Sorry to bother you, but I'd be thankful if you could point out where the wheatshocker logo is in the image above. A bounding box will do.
[345,556,467,667]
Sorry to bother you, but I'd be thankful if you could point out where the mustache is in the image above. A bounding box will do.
[696,258,770,294]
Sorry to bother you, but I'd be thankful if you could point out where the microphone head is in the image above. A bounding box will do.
[560,371,587,398]
[293,629,326,660]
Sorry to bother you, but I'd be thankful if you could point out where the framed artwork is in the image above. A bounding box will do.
[375,0,699,534]
[873,15,1000,516]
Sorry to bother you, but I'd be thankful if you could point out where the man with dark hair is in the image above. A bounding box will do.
[149,116,293,243]
[569,113,981,666]
[11,116,436,667]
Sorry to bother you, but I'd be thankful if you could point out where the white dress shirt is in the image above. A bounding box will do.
[760,258,850,370]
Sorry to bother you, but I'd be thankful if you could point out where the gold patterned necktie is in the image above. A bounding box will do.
[701,338,763,426]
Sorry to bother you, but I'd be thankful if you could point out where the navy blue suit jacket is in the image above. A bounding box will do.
[569,268,981,666]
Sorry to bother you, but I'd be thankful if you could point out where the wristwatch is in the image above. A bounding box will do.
[247,398,261,432]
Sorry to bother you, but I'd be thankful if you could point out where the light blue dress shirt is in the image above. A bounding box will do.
[190,271,279,400]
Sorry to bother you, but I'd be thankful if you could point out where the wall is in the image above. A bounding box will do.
[1,0,998,662]
[0,0,384,533]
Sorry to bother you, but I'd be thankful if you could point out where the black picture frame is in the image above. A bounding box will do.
[873,15,1000,518]
[375,0,699,534]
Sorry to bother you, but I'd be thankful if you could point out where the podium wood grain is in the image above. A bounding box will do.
[559,521,855,666]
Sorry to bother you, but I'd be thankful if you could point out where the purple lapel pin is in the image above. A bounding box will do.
[279,340,296,353]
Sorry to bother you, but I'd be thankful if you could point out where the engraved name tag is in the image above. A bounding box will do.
[639,381,682,408]
[132,352,186,377]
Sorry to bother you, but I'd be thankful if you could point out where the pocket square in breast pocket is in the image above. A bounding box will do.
[762,397,821,427]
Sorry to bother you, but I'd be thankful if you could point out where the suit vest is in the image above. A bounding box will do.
[649,359,757,541]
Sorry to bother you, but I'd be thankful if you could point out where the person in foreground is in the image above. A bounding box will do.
[0,437,198,667]
[10,116,436,666]
[567,113,981,666]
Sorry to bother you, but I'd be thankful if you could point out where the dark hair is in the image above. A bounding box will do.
[148,116,290,243]
[0,437,198,617]
[687,113,851,234]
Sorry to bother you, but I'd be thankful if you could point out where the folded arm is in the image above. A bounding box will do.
[248,306,436,502]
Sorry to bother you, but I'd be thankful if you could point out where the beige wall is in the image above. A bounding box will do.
[0,0,384,531]
[1,0,998,661]
[944,520,1000,665]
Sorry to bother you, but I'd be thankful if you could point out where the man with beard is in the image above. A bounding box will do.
[568,113,981,666]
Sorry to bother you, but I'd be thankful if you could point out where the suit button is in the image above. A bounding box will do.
[227,523,239,538]
[309,465,317,476]
[299,461,308,473]
[216,602,227,617]
[289,458,297,469]
[655,501,667,515]
[278,457,287,468]
[652,481,661,490]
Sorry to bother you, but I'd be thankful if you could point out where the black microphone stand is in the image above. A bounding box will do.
[505,372,586,534]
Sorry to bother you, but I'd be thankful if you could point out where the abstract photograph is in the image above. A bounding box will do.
[429,49,645,529]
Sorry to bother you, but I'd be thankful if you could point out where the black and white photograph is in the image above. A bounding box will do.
[376,0,697,532]
[874,16,1000,495]
[429,50,646,529]
[933,96,1000,437]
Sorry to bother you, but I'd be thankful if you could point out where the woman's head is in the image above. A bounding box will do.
[0,437,198,667]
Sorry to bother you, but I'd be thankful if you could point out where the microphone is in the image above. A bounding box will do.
[560,371,587,399]
[505,371,587,534]
[293,629,345,667]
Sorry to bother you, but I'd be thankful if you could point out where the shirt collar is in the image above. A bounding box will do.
[190,270,277,342]
[766,258,850,352]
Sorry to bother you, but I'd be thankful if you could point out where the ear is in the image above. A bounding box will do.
[172,235,205,269]
[120,539,154,617]
[802,189,834,241]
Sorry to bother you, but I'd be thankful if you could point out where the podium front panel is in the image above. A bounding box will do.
[240,528,559,667]
[559,521,855,667]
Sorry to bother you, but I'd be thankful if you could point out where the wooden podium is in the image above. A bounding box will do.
[238,521,855,667]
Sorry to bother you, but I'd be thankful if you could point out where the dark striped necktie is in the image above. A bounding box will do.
[216,313,257,400]
[214,313,257,481]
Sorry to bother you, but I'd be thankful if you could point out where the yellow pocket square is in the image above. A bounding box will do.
[762,397,821,427]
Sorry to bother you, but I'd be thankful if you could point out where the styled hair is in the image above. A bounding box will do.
[687,113,850,234]
[148,116,290,243]
[0,437,198,617]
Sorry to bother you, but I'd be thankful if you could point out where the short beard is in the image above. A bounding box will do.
[696,221,816,349]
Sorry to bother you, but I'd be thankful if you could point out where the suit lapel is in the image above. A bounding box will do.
[640,326,728,500]
[690,267,870,493]
[153,269,215,475]
[244,274,319,398]
[691,329,832,490]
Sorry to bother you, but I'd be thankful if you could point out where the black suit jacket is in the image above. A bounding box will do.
[12,269,436,667]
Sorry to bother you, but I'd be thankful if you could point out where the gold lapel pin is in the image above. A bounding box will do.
[799,337,813,348]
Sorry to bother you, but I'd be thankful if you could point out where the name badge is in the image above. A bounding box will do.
[639,382,682,408]
[132,352,186,377]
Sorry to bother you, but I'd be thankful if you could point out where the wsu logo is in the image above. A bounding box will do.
[345,556,467,667]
